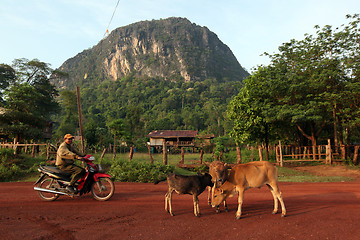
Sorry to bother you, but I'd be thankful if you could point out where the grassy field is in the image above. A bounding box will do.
[1,149,356,183]
[71,151,358,183]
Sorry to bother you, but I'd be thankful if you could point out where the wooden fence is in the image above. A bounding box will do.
[0,143,57,160]
[276,140,360,167]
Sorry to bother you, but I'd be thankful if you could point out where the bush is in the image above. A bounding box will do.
[109,160,175,183]
[0,148,45,182]
[0,148,16,161]
[0,149,25,181]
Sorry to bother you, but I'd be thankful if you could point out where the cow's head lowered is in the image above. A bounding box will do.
[211,186,230,208]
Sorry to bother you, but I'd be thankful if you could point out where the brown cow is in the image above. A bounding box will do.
[211,161,286,219]
[207,161,229,212]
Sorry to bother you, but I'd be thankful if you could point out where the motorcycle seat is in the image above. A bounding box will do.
[39,165,71,177]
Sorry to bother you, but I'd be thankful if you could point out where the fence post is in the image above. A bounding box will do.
[162,139,167,165]
[353,145,359,165]
[341,145,346,159]
[312,145,317,160]
[180,147,184,164]
[326,139,332,165]
[31,144,35,157]
[100,148,106,164]
[147,144,154,164]
[279,140,283,167]
[199,148,204,164]
[129,146,134,162]
[258,146,263,161]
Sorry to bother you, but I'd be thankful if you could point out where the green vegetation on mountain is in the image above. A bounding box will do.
[52,75,242,149]
[49,17,249,148]
[54,17,248,89]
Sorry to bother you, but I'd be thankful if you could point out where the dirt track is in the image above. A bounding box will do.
[1,180,360,240]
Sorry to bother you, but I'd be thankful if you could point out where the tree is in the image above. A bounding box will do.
[228,14,360,148]
[0,64,16,95]
[12,58,52,84]
[227,68,276,159]
[0,84,48,141]
[0,59,59,142]
[54,90,78,139]
[107,119,130,147]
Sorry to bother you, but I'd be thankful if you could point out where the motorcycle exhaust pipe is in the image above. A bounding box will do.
[34,187,71,196]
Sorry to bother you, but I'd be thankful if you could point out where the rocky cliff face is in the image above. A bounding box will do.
[54,17,249,89]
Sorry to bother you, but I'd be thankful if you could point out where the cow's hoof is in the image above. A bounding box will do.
[225,208,229,212]
[235,216,241,220]
[281,213,286,218]
[272,211,277,215]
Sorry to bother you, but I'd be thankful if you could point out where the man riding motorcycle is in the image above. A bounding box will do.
[55,134,85,193]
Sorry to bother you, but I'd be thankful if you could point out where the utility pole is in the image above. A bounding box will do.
[76,86,85,153]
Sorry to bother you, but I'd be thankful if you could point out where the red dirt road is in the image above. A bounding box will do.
[1,181,360,240]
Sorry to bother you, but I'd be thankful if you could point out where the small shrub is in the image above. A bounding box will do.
[109,160,175,183]
[0,149,46,182]
[0,148,16,163]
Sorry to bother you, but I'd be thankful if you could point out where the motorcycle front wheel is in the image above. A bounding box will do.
[37,177,59,201]
[91,177,114,201]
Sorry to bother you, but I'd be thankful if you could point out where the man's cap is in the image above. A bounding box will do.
[64,134,74,139]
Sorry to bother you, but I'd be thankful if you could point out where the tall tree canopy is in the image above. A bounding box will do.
[228,14,360,147]
[0,64,16,102]
[0,59,59,142]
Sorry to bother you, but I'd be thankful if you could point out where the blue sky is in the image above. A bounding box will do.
[1,0,359,72]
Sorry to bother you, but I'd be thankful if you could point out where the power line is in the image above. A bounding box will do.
[104,0,121,38]
[84,0,121,79]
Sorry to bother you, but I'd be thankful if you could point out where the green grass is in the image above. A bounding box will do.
[0,149,356,183]
[96,152,354,183]
[94,152,211,165]
[277,167,354,182]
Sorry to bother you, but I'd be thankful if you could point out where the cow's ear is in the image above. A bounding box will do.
[224,163,228,167]
[220,189,224,194]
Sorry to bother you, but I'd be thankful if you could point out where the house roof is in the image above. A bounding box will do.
[147,130,198,138]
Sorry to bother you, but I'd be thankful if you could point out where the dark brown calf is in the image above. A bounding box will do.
[162,173,212,217]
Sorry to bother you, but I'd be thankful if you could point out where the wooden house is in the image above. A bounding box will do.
[147,130,214,150]
[147,130,198,148]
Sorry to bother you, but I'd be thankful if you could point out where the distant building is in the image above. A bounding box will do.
[147,130,214,150]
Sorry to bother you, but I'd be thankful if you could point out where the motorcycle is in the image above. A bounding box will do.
[34,154,114,201]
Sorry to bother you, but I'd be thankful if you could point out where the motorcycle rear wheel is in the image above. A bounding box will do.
[37,177,59,201]
[91,177,114,201]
